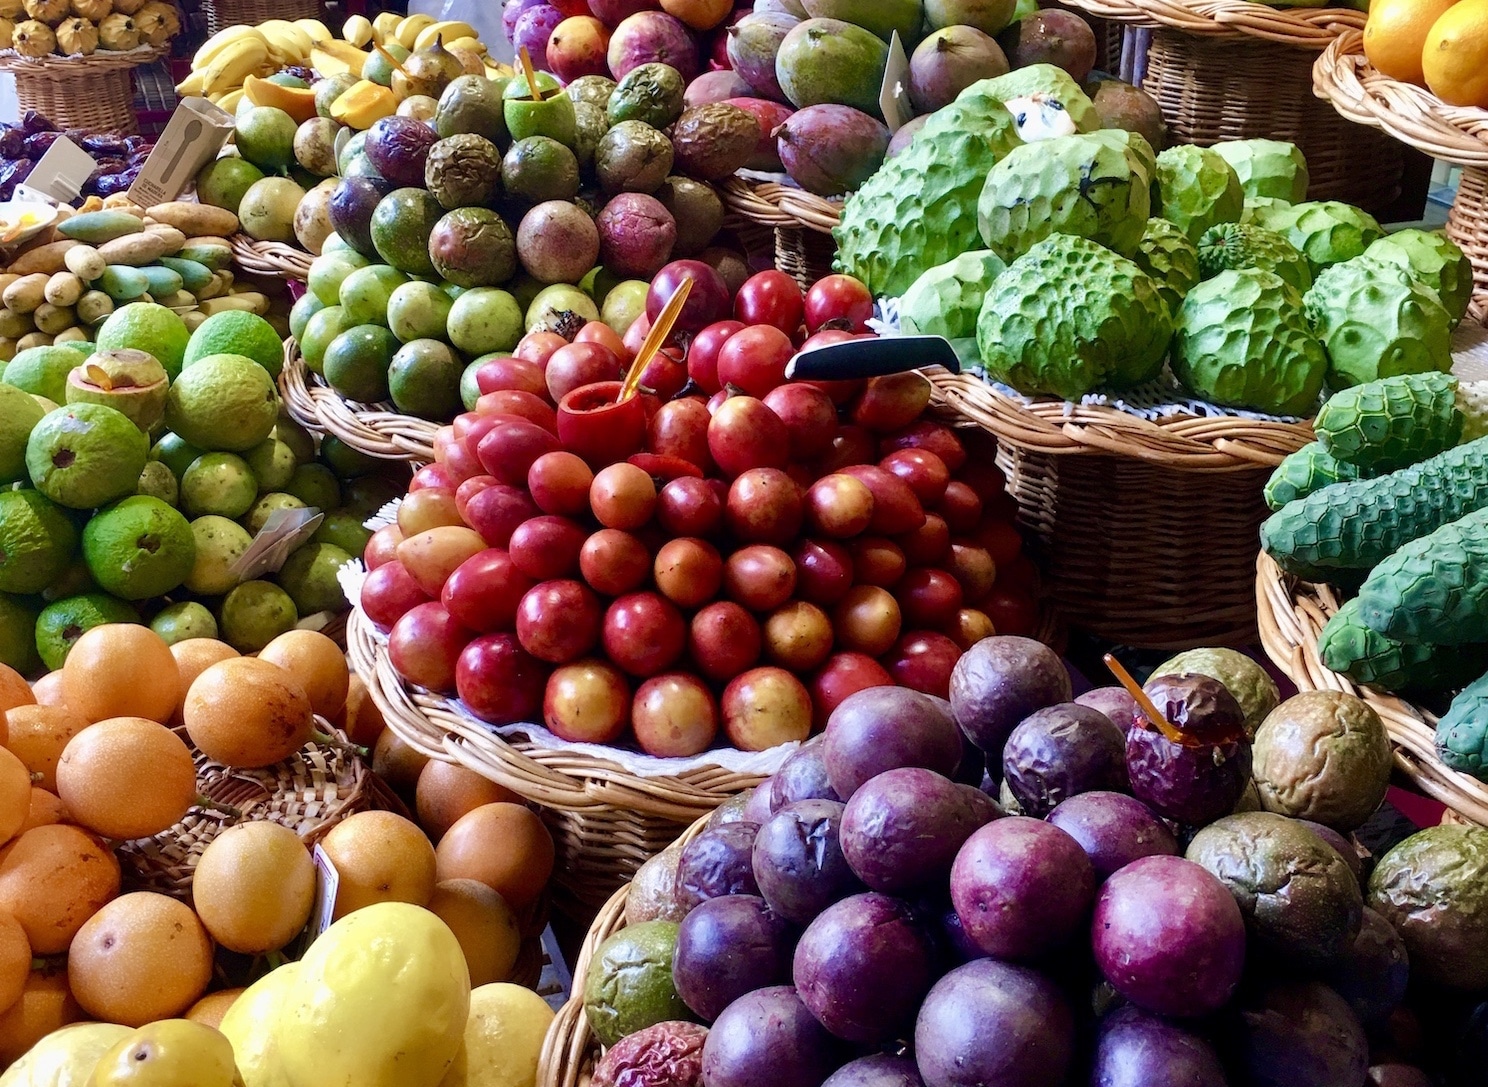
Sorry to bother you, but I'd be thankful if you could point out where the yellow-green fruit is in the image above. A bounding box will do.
[0,1022,131,1086]
[87,1018,243,1087]
[437,983,555,1087]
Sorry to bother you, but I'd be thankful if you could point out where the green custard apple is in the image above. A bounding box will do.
[1303,255,1453,389]
[973,65,1100,132]
[1211,139,1310,203]
[1153,145,1244,242]
[1130,218,1201,316]
[1172,268,1326,416]
[1364,229,1474,327]
[1197,223,1313,295]
[899,250,1007,339]
[976,233,1173,400]
[1243,200,1385,276]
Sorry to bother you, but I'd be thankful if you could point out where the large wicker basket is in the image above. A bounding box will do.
[232,233,313,282]
[538,814,711,1087]
[202,0,321,37]
[1314,29,1488,324]
[721,177,841,291]
[1058,0,1401,213]
[1256,552,1488,826]
[0,46,163,135]
[280,339,439,464]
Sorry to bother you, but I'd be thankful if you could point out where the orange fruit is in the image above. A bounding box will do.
[17,788,65,835]
[427,879,521,986]
[67,891,214,1027]
[0,665,32,720]
[185,987,245,1029]
[0,912,30,1016]
[0,967,81,1065]
[1423,0,1488,106]
[1365,0,1460,84]
[30,671,67,710]
[5,703,87,792]
[183,657,314,768]
[56,718,197,840]
[373,727,429,793]
[257,629,350,720]
[0,824,121,954]
[0,748,30,846]
[336,672,386,747]
[319,810,436,919]
[61,625,180,724]
[416,760,520,841]
[434,803,554,913]
[192,821,314,954]
[167,638,239,726]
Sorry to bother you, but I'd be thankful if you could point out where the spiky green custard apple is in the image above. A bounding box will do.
[899,250,1007,339]
[1198,223,1313,295]
[1131,218,1201,316]
[1153,144,1245,242]
[1211,139,1310,203]
[1303,255,1454,389]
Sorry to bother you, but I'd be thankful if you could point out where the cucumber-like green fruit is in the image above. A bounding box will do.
[1355,507,1488,644]
[1315,373,1462,473]
[56,210,146,243]
[175,243,233,271]
[136,266,184,298]
[1318,597,1488,694]
[97,265,150,302]
[1436,670,1488,780]
[156,257,214,293]
[1265,442,1367,512]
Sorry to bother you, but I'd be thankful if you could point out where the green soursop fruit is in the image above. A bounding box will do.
[1244,200,1385,276]
[1365,229,1474,327]
[1315,372,1462,472]
[977,133,1149,262]
[976,234,1173,400]
[1197,223,1313,295]
[899,250,1008,339]
[1172,268,1326,415]
[1303,255,1453,389]
[1211,139,1310,203]
[834,91,1022,299]
[1154,145,1245,242]
[1320,597,1488,696]
[1131,218,1201,316]
[1087,128,1157,189]
[974,65,1099,133]
[1264,441,1367,511]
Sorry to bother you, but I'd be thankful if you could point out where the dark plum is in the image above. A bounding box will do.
[949,635,1071,754]
[673,895,793,1022]
[1002,703,1129,818]
[822,686,964,798]
[823,1054,924,1087]
[743,784,774,825]
[1076,686,1141,733]
[1230,980,1369,1087]
[840,767,995,893]
[770,739,840,812]
[1046,791,1177,880]
[1141,672,1249,745]
[752,799,861,925]
[1090,1005,1227,1087]
[701,986,842,1087]
[1324,907,1410,1028]
[676,822,761,908]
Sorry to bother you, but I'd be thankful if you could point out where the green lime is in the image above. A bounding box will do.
[318,436,381,480]
[136,460,179,505]
[339,265,408,326]
[5,346,82,403]
[95,303,190,381]
[284,463,340,511]
[308,250,372,308]
[26,403,149,510]
[362,41,408,87]
[388,339,462,421]
[151,601,218,644]
[219,579,298,652]
[82,496,195,601]
[273,414,317,465]
[447,288,523,356]
[342,474,404,516]
[299,305,353,375]
[235,106,298,172]
[59,341,93,356]
[34,592,137,671]
[0,382,44,483]
[195,157,266,215]
[0,489,75,594]
[386,281,454,343]
[460,359,485,411]
[185,514,252,596]
[0,592,39,676]
[243,492,307,535]
[276,541,351,615]
[181,452,258,519]
[165,354,280,452]
[184,311,285,379]
[151,432,205,481]
[312,510,372,558]
[322,324,397,404]
[289,291,327,343]
[244,438,298,492]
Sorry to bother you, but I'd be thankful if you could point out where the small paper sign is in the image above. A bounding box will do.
[10,185,58,207]
[879,31,915,134]
[311,844,341,937]
[230,506,324,582]
[26,136,97,203]
[128,97,234,207]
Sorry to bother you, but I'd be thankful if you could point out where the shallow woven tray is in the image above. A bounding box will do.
[1314,29,1488,323]
[280,339,440,464]
[721,176,841,291]
[0,46,163,134]
[1256,552,1488,826]
[231,233,313,282]
[537,814,710,1087]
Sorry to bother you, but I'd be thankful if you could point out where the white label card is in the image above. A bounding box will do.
[230,506,324,581]
[26,136,97,202]
[311,843,340,938]
[879,31,915,134]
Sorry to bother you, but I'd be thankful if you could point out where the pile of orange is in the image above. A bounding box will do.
[1365,0,1488,107]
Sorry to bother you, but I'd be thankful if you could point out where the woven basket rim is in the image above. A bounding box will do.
[1059,0,1363,45]
[1313,29,1488,168]
[927,370,1315,470]
[231,233,314,281]
[1255,551,1488,825]
[279,339,439,464]
[0,43,163,73]
[721,176,841,236]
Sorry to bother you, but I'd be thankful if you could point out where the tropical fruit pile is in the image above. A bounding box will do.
[0,621,558,1083]
[0,0,179,59]
[0,111,154,203]
[1364,0,1488,108]
[586,639,1484,1087]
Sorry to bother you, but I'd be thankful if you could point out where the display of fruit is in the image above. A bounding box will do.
[1,0,178,58]
[1365,0,1488,107]
[0,111,154,202]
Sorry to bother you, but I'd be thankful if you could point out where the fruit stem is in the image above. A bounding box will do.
[311,729,369,759]
[372,42,406,75]
[196,793,242,819]
[1102,653,1193,748]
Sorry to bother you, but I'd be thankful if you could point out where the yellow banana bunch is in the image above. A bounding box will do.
[293,18,332,44]
[202,35,268,94]
[394,13,435,48]
[191,23,264,70]
[342,14,373,47]
[371,11,401,45]
[258,19,313,65]
[413,20,480,50]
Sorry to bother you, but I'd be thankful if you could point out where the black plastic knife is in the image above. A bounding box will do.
[785,335,964,381]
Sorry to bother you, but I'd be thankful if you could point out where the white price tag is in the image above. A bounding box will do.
[230,506,324,582]
[25,136,96,202]
[311,843,341,937]
[879,31,915,134]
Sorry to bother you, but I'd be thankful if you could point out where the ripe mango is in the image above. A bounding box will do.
[329,80,397,130]
[243,75,318,125]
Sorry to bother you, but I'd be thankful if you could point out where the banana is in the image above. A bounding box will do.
[259,20,312,61]
[342,14,373,47]
[394,13,436,49]
[414,20,479,51]
[203,37,268,95]
[175,69,206,96]
[191,24,262,70]
[446,36,486,54]
[201,293,267,316]
[293,17,332,44]
[371,11,401,45]
[214,88,244,112]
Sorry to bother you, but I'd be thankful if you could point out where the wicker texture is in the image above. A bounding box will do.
[1257,552,1488,826]
[231,233,313,282]
[721,177,841,290]
[0,46,163,134]
[1314,30,1488,323]
[280,339,439,465]
[1060,0,1363,42]
[203,0,320,37]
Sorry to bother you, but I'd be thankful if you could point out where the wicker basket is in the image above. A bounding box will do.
[280,339,440,465]
[927,368,1312,649]
[538,814,711,1087]
[1314,30,1488,324]
[1256,552,1488,826]
[1058,0,1401,213]
[202,0,321,37]
[721,177,841,291]
[0,46,163,135]
[231,233,313,282]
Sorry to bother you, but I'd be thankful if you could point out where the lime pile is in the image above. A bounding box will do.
[0,305,409,672]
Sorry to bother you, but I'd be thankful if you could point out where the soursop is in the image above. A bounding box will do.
[1172,268,1326,416]
[1243,200,1385,276]
[1197,223,1313,295]
[899,250,1007,339]
[1303,255,1453,389]
[1211,139,1310,203]
[834,91,1022,298]
[976,233,1173,400]
[1131,218,1201,316]
[1364,229,1474,327]
[977,133,1150,262]
[1154,145,1245,242]
[973,65,1100,133]
[1088,128,1157,189]
[1264,442,1366,511]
